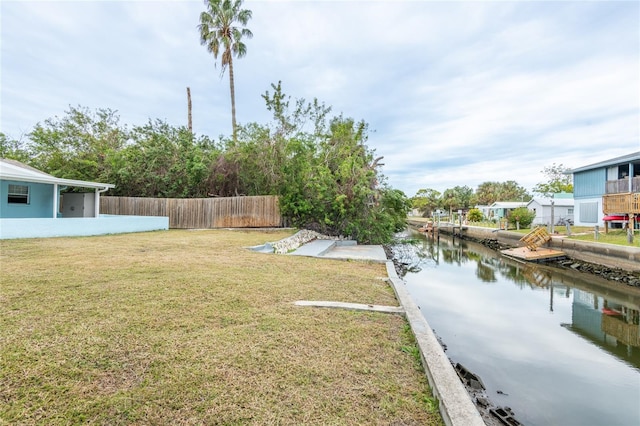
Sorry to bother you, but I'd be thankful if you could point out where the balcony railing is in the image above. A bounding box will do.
[603,192,640,214]
[606,176,640,194]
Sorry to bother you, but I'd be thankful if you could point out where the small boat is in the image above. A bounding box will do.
[602,307,623,316]
[603,215,629,221]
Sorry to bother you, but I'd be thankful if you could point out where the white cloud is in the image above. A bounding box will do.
[1,0,638,196]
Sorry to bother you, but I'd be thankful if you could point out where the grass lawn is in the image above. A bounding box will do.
[489,225,639,246]
[567,228,640,246]
[409,216,639,247]
[0,230,443,425]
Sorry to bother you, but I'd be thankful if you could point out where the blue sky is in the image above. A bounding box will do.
[1,0,639,197]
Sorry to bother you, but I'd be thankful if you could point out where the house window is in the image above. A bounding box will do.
[8,184,29,204]
[579,202,598,223]
[568,208,574,214]
[618,165,629,179]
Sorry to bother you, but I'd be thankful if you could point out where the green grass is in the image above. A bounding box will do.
[500,225,639,246]
[0,230,444,426]
[569,229,640,246]
[409,216,639,247]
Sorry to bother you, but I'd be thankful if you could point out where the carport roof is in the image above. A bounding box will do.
[0,158,114,189]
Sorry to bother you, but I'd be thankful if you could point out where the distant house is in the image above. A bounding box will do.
[527,195,574,226]
[568,152,640,228]
[0,158,168,239]
[488,201,528,220]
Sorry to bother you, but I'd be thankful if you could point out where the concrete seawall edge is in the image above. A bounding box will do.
[385,261,486,426]
[422,223,640,272]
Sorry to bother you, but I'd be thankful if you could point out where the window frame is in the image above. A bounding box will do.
[7,184,30,205]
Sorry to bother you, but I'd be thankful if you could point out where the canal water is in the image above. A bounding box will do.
[398,230,640,426]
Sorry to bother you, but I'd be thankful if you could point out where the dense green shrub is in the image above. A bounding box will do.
[508,207,536,228]
[3,84,410,244]
[467,208,483,222]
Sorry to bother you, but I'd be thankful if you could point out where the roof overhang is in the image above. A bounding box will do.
[568,151,640,174]
[527,198,574,207]
[489,202,528,208]
[0,159,115,190]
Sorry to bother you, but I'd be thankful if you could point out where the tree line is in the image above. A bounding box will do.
[411,164,573,218]
[0,83,410,245]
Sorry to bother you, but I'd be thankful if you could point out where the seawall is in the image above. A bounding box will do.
[385,261,486,426]
[409,221,640,273]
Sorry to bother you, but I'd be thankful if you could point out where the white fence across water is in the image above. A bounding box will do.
[100,196,282,229]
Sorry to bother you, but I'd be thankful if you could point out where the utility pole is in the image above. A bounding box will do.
[187,87,193,133]
[550,194,555,234]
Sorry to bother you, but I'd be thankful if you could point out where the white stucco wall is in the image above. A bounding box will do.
[573,197,602,227]
[0,215,169,239]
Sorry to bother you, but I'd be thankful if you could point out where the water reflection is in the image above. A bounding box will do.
[399,230,640,426]
[403,231,640,366]
[563,289,640,368]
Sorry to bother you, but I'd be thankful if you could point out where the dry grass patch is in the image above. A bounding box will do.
[1,229,443,425]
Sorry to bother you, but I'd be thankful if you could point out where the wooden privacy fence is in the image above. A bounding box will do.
[101,196,282,229]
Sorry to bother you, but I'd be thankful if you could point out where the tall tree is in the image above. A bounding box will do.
[476,180,530,204]
[441,185,475,216]
[411,188,441,216]
[533,163,573,197]
[25,106,128,183]
[235,82,406,244]
[198,0,253,141]
[499,180,530,202]
[475,181,502,205]
[116,119,217,198]
[0,133,29,162]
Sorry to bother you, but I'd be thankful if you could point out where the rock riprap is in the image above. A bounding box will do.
[271,230,342,254]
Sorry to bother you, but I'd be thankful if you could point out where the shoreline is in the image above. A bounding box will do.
[389,225,640,425]
[405,221,640,286]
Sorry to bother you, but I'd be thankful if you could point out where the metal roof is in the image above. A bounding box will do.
[569,151,640,174]
[0,158,115,189]
[489,202,528,208]
[527,197,574,207]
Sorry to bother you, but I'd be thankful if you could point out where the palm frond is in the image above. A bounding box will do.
[198,0,252,141]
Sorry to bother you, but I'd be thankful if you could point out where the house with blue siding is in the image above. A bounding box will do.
[0,158,114,219]
[0,158,168,239]
[568,152,640,228]
[487,201,528,220]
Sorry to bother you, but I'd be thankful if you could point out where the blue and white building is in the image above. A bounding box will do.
[568,152,640,227]
[0,158,168,239]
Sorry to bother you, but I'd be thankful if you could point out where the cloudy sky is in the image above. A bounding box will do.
[1,0,639,197]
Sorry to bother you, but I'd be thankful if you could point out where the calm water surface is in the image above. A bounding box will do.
[399,230,640,426]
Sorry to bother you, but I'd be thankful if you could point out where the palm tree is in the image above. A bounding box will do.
[198,0,252,141]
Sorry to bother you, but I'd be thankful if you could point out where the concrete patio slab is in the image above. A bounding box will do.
[321,244,388,262]
[288,239,337,257]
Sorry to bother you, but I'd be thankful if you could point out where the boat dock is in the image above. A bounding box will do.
[501,246,567,263]
[500,227,567,263]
